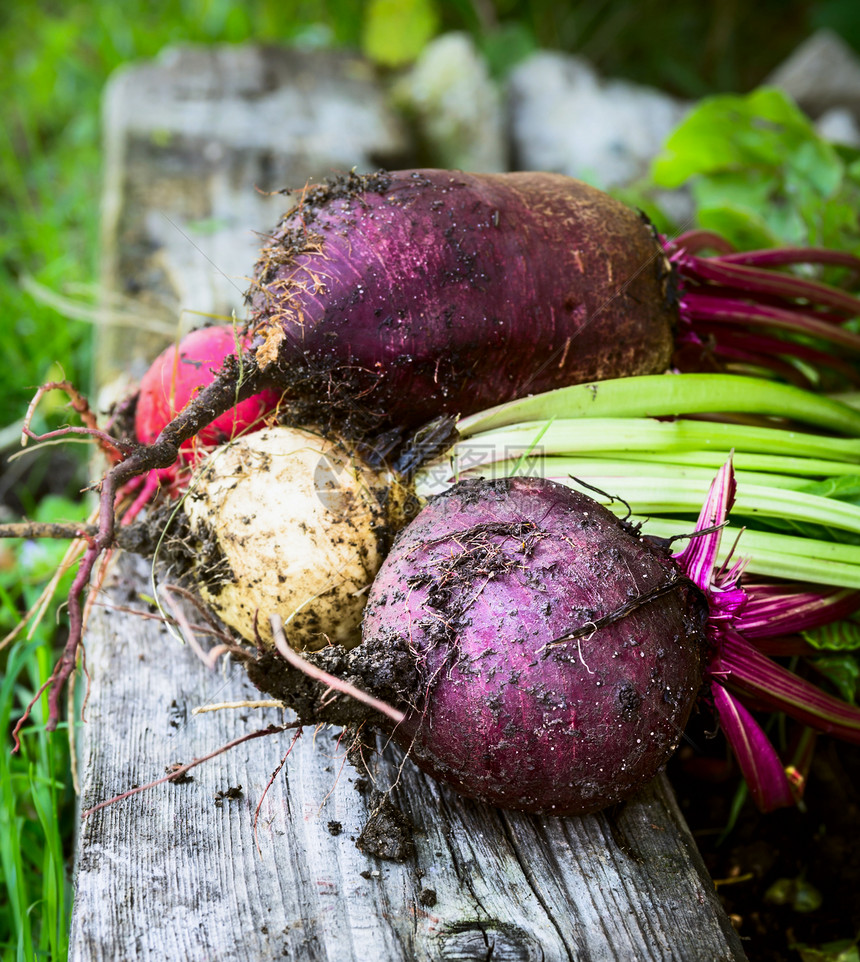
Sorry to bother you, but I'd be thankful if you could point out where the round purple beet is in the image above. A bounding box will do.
[362,477,707,815]
[248,169,676,430]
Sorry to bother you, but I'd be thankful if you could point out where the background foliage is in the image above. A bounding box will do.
[2,1,860,959]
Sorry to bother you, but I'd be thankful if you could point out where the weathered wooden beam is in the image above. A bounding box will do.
[70,44,747,961]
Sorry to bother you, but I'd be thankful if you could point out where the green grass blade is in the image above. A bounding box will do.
[0,649,34,962]
[0,574,73,960]
[30,761,68,962]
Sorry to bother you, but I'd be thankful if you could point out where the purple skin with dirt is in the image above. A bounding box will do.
[248,169,677,430]
[248,170,860,435]
[363,477,708,815]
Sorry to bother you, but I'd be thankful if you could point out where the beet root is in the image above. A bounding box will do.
[361,477,708,816]
[248,169,677,432]
[135,325,282,471]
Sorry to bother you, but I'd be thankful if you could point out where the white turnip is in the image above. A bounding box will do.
[183,425,406,650]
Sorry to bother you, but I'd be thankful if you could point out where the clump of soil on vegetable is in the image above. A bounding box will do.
[246,633,421,728]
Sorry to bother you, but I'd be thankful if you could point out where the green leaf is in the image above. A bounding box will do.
[740,514,860,547]
[801,476,860,505]
[650,86,860,252]
[654,88,811,188]
[787,139,843,199]
[692,170,774,214]
[694,206,782,251]
[792,938,860,962]
[764,874,823,912]
[803,621,860,652]
[362,0,439,67]
[810,654,860,703]
[480,23,536,79]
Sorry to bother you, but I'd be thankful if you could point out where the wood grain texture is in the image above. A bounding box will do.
[71,43,747,961]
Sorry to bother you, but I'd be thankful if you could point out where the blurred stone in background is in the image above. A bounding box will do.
[393,32,507,172]
[99,45,409,395]
[506,51,687,189]
[767,28,860,126]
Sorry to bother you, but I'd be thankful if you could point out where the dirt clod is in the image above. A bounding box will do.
[356,793,415,862]
[214,785,243,806]
[165,763,193,785]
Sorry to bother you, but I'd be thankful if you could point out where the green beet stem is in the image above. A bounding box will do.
[634,517,860,588]
[419,455,860,538]
[578,450,860,478]
[552,476,860,536]
[457,374,860,438]
[425,373,860,592]
[441,456,811,491]
[451,417,860,467]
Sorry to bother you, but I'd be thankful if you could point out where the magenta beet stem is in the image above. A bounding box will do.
[670,230,737,256]
[687,324,860,384]
[681,293,860,352]
[737,585,860,639]
[714,627,860,744]
[676,253,860,317]
[717,247,860,273]
[710,684,795,811]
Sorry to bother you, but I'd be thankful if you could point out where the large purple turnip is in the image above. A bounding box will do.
[249,168,860,435]
[361,476,707,815]
[249,169,676,431]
